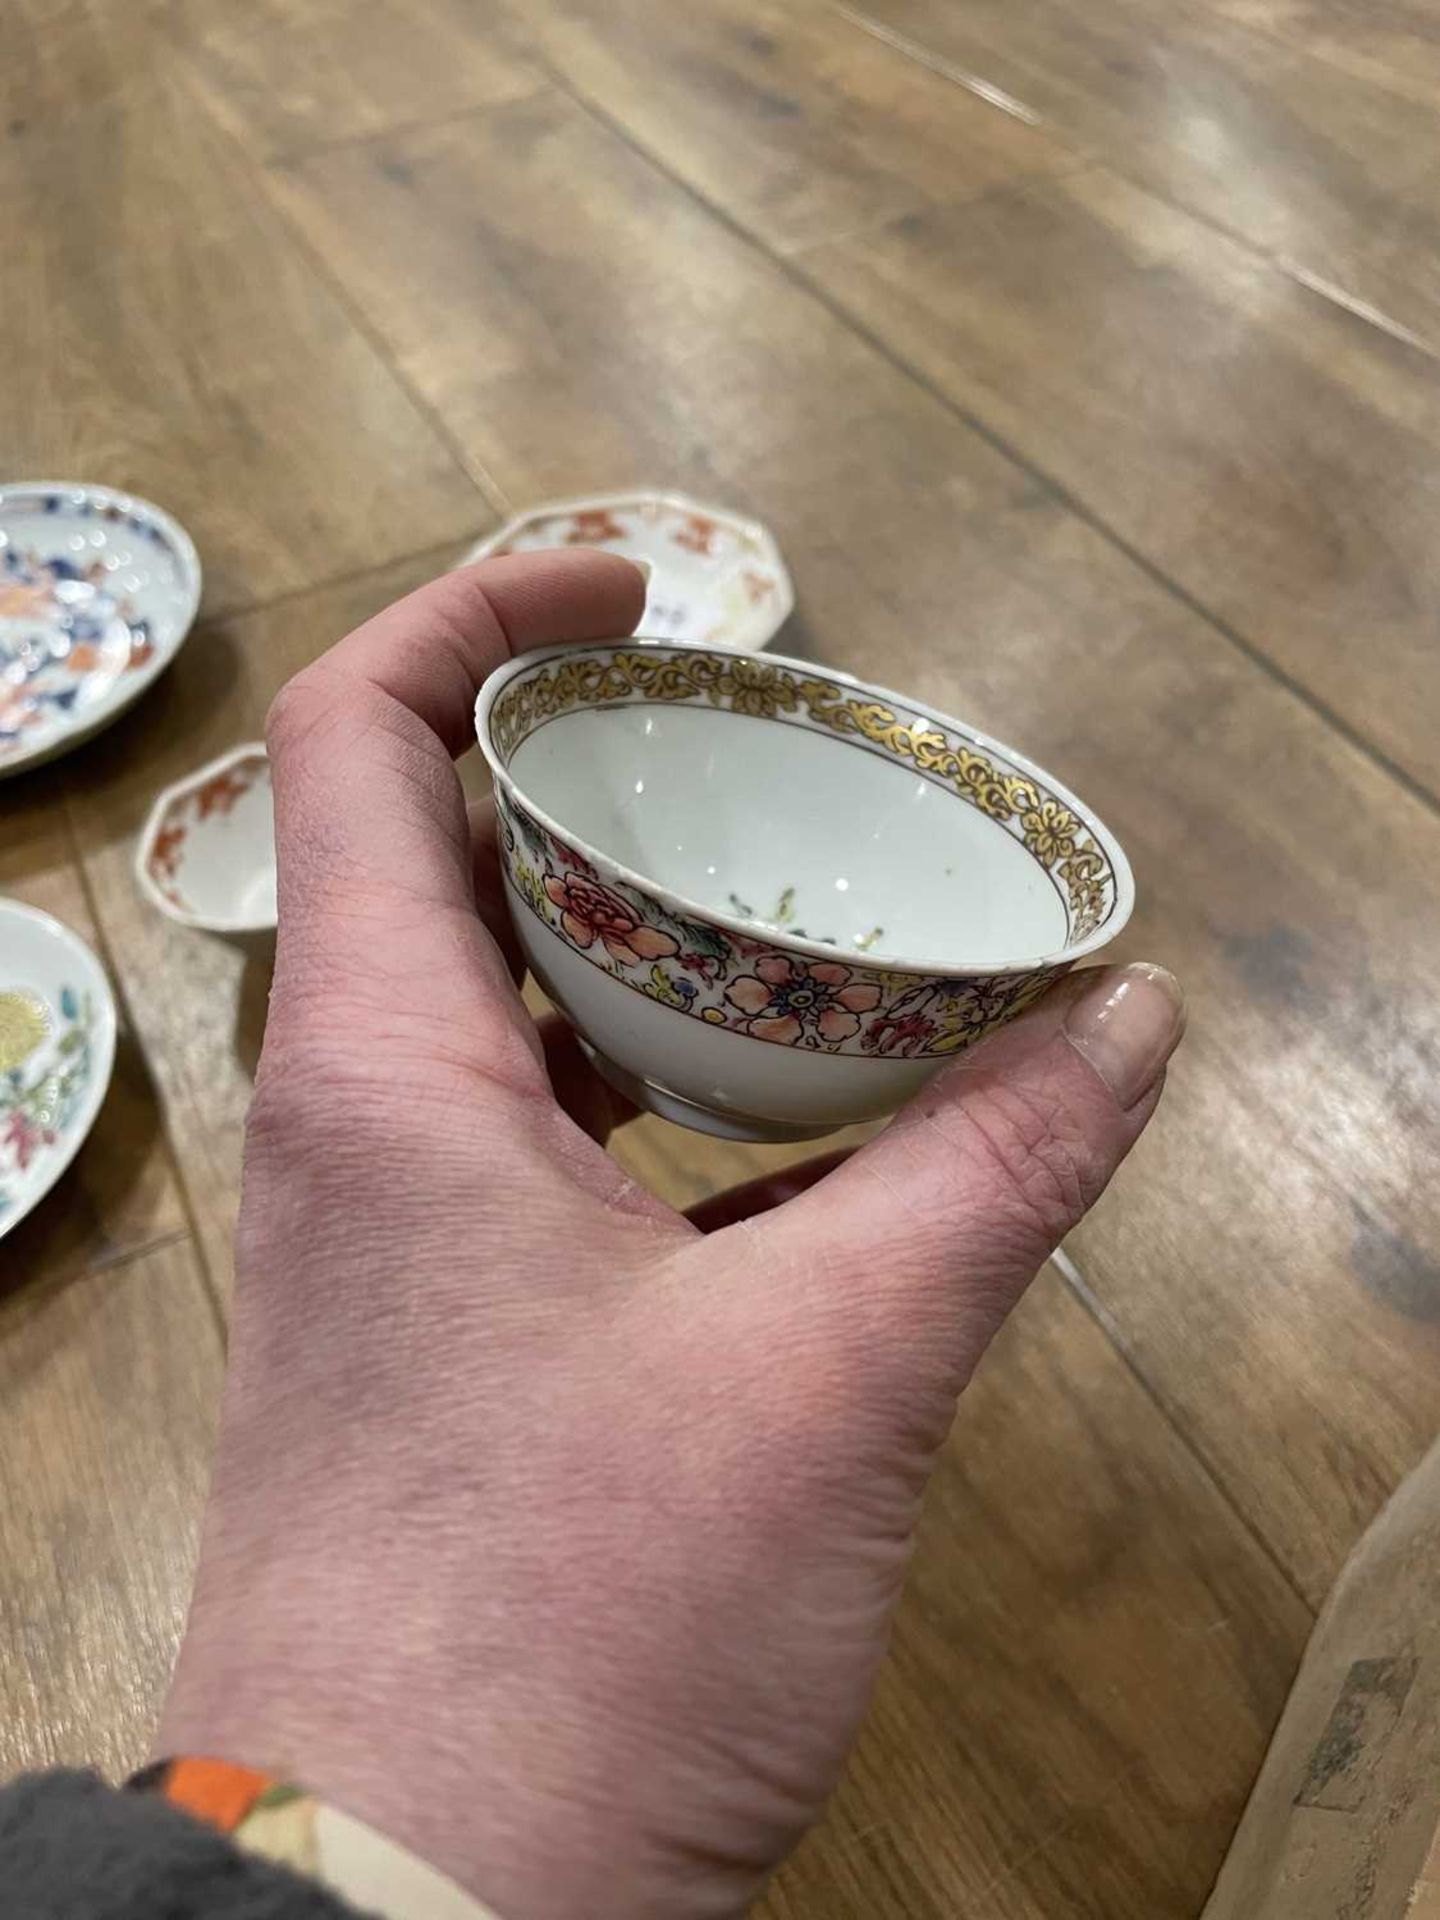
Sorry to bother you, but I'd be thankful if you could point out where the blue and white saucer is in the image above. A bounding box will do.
[0,481,201,775]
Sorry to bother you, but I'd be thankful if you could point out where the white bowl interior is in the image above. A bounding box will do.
[512,704,1068,966]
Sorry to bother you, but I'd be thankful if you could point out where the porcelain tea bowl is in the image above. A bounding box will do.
[136,743,276,935]
[476,640,1134,1142]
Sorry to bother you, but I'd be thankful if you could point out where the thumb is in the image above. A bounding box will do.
[753,963,1184,1397]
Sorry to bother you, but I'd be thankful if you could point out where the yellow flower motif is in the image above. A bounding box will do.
[929,1028,972,1055]
[1069,880,1107,937]
[718,659,797,720]
[701,1006,726,1024]
[1022,799,1080,866]
[1059,847,1108,935]
[0,990,49,1073]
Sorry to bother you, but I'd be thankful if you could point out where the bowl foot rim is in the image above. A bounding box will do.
[577,1039,841,1145]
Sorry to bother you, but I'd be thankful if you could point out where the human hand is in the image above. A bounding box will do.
[161,551,1183,1919]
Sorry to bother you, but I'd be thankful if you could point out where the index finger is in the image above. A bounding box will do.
[264,548,645,1046]
[274,548,647,760]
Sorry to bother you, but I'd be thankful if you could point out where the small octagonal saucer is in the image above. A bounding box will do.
[0,481,202,776]
[0,900,117,1239]
[463,490,793,653]
[136,743,276,934]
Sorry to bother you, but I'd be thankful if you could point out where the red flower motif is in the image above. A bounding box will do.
[194,769,251,820]
[864,1010,937,1057]
[673,513,718,555]
[725,955,881,1047]
[728,929,771,961]
[555,840,596,874]
[4,1109,54,1172]
[544,872,679,967]
[565,509,626,545]
[149,822,188,881]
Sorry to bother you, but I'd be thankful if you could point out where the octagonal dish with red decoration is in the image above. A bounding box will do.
[136,743,276,934]
[463,490,792,653]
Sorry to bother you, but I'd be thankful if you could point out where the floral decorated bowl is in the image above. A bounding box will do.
[0,899,117,1237]
[136,743,276,934]
[476,640,1133,1142]
[464,491,792,653]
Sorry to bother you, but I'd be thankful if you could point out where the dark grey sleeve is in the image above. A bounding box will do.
[0,1770,374,1920]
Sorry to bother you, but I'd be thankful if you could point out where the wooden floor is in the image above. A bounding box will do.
[5,0,1440,1911]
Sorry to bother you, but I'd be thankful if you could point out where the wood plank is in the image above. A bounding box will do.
[267,92,1440,1600]
[171,0,1077,252]
[843,0,1440,348]
[2,769,188,1284]
[799,162,1440,798]
[494,0,1440,778]
[0,1235,220,1778]
[265,15,1440,789]
[476,0,1075,253]
[171,0,545,161]
[266,93,1044,535]
[2,0,169,129]
[62,546,470,1292]
[763,1269,1310,1920]
[0,55,485,617]
[1214,0,1440,111]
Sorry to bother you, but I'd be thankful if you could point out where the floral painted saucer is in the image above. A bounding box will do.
[0,481,202,775]
[0,899,117,1238]
[463,491,793,653]
[136,743,276,934]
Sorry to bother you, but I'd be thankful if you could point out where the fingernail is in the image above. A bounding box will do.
[1064,963,1185,1109]
[633,558,653,587]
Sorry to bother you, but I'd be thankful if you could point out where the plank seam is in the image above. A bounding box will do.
[534,39,1440,822]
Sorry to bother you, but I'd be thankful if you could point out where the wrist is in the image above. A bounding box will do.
[130,1757,503,1920]
[160,1462,756,1920]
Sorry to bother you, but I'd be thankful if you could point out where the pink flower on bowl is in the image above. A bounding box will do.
[725,955,882,1047]
[544,872,679,967]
